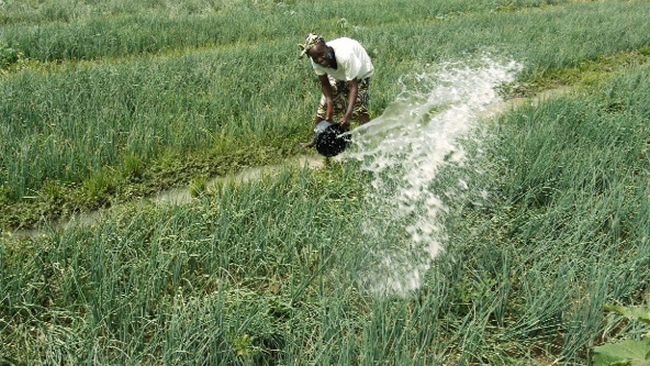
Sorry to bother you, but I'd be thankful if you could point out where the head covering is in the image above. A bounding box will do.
[298,33,325,58]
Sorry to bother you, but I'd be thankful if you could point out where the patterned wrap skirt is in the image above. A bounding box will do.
[317,77,370,121]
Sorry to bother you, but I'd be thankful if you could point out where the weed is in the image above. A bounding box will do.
[188,177,207,198]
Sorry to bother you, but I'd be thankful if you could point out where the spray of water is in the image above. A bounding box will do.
[347,57,521,296]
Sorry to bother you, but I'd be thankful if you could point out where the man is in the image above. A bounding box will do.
[299,33,374,148]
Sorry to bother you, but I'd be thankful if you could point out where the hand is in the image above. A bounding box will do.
[338,117,350,131]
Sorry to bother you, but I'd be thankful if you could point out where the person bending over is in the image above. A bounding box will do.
[299,33,374,148]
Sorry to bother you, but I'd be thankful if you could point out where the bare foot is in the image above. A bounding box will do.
[300,140,315,148]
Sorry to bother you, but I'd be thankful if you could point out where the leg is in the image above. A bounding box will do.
[300,116,321,148]
[300,138,316,149]
[302,78,342,148]
[358,112,370,125]
[351,78,371,125]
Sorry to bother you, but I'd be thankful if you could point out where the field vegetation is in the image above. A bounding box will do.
[2,0,650,364]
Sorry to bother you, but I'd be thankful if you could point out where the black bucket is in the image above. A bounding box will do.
[314,120,350,157]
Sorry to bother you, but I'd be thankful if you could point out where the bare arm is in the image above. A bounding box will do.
[338,78,359,130]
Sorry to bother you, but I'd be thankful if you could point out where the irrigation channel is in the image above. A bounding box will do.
[5,57,559,296]
[3,155,329,239]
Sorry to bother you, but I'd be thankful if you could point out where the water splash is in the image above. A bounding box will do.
[347,57,521,296]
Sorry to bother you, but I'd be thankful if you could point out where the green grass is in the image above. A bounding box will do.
[2,0,569,62]
[2,0,650,228]
[458,63,650,363]
[4,67,650,363]
[2,0,650,364]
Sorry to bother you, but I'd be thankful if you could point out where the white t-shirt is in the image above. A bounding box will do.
[311,37,374,81]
